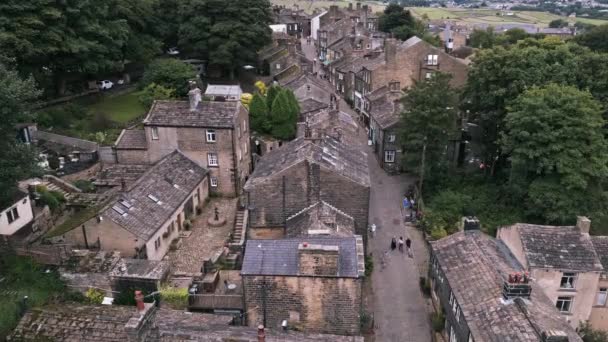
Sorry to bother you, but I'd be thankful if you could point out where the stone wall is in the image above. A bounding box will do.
[247,161,369,236]
[116,149,149,165]
[243,275,361,335]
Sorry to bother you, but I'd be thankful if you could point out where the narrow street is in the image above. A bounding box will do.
[299,38,432,341]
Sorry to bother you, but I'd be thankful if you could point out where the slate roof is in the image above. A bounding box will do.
[241,237,360,277]
[510,223,603,272]
[591,236,608,272]
[101,150,207,241]
[299,98,329,114]
[282,73,334,95]
[115,129,147,150]
[243,136,370,189]
[286,201,356,237]
[9,303,135,341]
[431,231,582,342]
[109,258,170,280]
[305,108,361,146]
[144,100,240,128]
[369,95,401,129]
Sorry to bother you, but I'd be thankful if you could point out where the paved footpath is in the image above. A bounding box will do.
[298,38,431,341]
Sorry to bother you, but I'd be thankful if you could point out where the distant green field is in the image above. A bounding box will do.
[271,0,386,14]
[409,7,608,27]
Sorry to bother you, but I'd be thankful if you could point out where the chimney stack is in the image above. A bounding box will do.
[385,38,397,68]
[257,325,266,342]
[577,216,591,234]
[188,81,202,111]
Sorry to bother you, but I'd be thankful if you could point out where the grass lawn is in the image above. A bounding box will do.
[88,90,146,123]
[409,7,608,27]
[0,256,68,340]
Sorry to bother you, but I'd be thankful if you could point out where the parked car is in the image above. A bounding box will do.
[97,80,114,90]
[167,47,180,55]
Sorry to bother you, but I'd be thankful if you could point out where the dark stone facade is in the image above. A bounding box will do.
[246,161,370,236]
[242,275,362,335]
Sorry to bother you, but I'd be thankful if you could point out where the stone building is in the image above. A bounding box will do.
[316,3,374,61]
[283,73,335,104]
[497,217,604,330]
[272,4,311,38]
[9,301,364,341]
[343,36,468,122]
[285,201,356,238]
[0,190,34,238]
[297,105,361,147]
[241,236,365,335]
[113,88,251,197]
[61,151,209,260]
[430,230,582,342]
[243,136,370,239]
[590,236,608,331]
[366,86,404,174]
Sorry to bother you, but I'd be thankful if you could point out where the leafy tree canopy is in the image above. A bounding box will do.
[249,93,270,134]
[269,89,298,141]
[0,63,41,207]
[140,59,196,97]
[502,83,608,223]
[574,24,608,53]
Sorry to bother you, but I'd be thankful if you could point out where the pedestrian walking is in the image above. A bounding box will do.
[405,237,412,258]
[398,237,404,253]
[390,237,397,251]
[370,223,376,238]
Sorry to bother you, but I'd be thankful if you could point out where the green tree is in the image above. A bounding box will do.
[574,24,608,52]
[463,40,582,176]
[265,85,281,112]
[269,89,298,140]
[579,320,608,342]
[502,84,608,223]
[0,63,41,208]
[138,83,176,108]
[549,19,569,28]
[400,73,459,193]
[140,59,196,96]
[178,0,272,79]
[111,0,163,64]
[378,4,426,41]
[0,0,130,95]
[249,93,270,133]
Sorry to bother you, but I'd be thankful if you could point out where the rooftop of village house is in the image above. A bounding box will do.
[504,222,603,272]
[431,230,582,342]
[144,99,241,128]
[241,236,364,278]
[286,200,356,237]
[97,150,207,241]
[114,129,147,150]
[299,98,329,115]
[244,136,370,189]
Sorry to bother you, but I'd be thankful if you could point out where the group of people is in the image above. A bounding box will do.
[391,236,412,257]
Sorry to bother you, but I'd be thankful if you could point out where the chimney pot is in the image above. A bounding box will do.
[577,216,591,234]
[135,291,145,312]
[258,325,265,342]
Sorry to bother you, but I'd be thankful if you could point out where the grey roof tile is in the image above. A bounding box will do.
[115,129,147,150]
[244,136,370,189]
[102,150,207,240]
[513,224,604,272]
[591,236,608,271]
[431,231,582,342]
[241,237,360,277]
[144,100,240,128]
[299,98,329,114]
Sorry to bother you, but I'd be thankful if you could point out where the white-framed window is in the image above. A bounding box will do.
[238,147,242,161]
[207,153,218,167]
[468,334,474,342]
[338,73,344,80]
[455,304,460,322]
[426,72,433,79]
[151,127,159,140]
[210,177,218,187]
[449,325,458,342]
[388,134,396,143]
[237,126,241,138]
[556,296,573,313]
[560,272,577,289]
[243,142,248,155]
[206,129,216,142]
[596,287,608,306]
[6,207,19,224]
[385,150,396,163]
[449,291,454,305]
[242,119,247,132]
[427,54,438,65]
[276,63,281,70]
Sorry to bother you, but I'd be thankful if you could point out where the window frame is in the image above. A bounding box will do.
[560,272,577,289]
[387,134,396,143]
[427,54,439,66]
[206,129,216,143]
[210,177,218,188]
[385,150,396,163]
[207,153,219,167]
[242,120,247,132]
[596,287,608,306]
[151,127,159,140]
[556,296,573,313]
